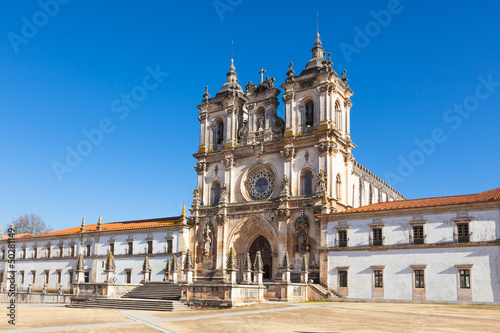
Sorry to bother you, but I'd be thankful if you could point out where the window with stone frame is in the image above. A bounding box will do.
[85,244,91,257]
[412,225,425,245]
[215,120,224,146]
[374,270,383,288]
[59,245,64,258]
[68,270,74,284]
[415,269,425,288]
[125,269,132,284]
[46,246,51,258]
[22,247,26,259]
[0,248,4,260]
[84,271,90,283]
[70,244,75,257]
[300,170,313,196]
[457,223,470,243]
[459,269,471,289]
[305,100,314,128]
[34,247,38,259]
[127,241,134,255]
[372,228,383,246]
[32,270,36,284]
[20,271,25,284]
[44,270,50,284]
[109,242,115,255]
[339,270,348,288]
[57,270,62,284]
[338,229,348,248]
[212,181,221,206]
[147,240,153,254]
[166,239,173,254]
[335,101,342,130]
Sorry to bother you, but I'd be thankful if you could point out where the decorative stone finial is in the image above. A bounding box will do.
[96,214,103,231]
[76,253,84,271]
[191,187,201,209]
[203,86,210,100]
[165,258,171,273]
[286,62,295,78]
[254,251,263,273]
[180,203,188,224]
[243,253,252,272]
[172,255,178,271]
[80,217,86,232]
[183,250,194,270]
[142,256,151,273]
[281,251,291,271]
[301,254,309,273]
[105,252,115,271]
[226,247,237,271]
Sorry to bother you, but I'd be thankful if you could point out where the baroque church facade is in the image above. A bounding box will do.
[1,33,498,305]
[189,32,404,282]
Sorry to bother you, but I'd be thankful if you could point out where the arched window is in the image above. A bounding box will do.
[216,121,224,145]
[335,101,342,131]
[212,182,221,206]
[336,174,342,200]
[305,101,314,128]
[302,170,313,196]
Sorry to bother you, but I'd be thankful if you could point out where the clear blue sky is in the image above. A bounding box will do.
[1,0,499,232]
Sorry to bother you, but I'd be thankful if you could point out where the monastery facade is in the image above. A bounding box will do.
[1,34,499,305]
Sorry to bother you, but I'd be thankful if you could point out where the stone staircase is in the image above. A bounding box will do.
[69,297,191,311]
[121,282,182,300]
[69,282,190,311]
[310,283,341,299]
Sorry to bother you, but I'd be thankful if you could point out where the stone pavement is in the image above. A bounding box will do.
[1,302,500,332]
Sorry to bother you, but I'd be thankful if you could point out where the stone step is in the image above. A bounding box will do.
[69,298,191,311]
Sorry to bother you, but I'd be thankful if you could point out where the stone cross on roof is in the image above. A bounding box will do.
[259,68,266,82]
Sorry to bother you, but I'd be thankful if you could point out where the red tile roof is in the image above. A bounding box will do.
[338,187,500,214]
[37,216,182,238]
[1,233,34,240]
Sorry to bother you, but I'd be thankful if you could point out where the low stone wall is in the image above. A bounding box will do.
[181,282,266,307]
[264,282,308,302]
[0,292,72,304]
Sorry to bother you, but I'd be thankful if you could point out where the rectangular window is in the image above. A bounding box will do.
[59,246,64,258]
[34,248,38,259]
[339,270,348,287]
[20,271,25,284]
[147,240,153,254]
[459,269,470,289]
[68,270,74,284]
[126,271,132,284]
[70,245,75,257]
[44,270,50,284]
[372,228,383,246]
[166,240,173,254]
[22,248,27,259]
[338,230,347,248]
[457,223,470,243]
[32,271,36,283]
[1,249,4,260]
[413,225,424,245]
[109,243,115,255]
[128,242,134,255]
[47,247,51,258]
[415,270,425,288]
[0,272,3,283]
[57,270,62,284]
[374,270,383,288]
[85,244,91,257]
[84,271,90,283]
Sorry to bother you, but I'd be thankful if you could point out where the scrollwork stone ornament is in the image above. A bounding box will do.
[316,169,327,196]
[198,113,207,122]
[223,157,234,169]
[276,208,291,219]
[315,142,338,155]
[280,147,295,161]
[279,175,290,199]
[194,162,206,174]
[272,115,284,135]
[252,142,264,156]
[191,186,201,208]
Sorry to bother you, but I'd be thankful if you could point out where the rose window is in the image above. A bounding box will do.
[245,167,275,200]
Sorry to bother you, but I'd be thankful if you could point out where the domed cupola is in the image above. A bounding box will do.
[218,59,243,94]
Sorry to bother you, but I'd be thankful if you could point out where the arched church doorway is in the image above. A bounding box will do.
[249,236,272,280]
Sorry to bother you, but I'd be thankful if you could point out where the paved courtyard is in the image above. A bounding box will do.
[1,302,500,332]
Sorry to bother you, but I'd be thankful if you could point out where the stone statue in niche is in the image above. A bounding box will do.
[295,210,311,252]
[203,223,213,256]
[257,115,264,130]
[316,169,327,196]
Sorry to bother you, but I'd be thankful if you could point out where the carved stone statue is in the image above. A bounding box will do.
[192,186,201,208]
[257,115,264,130]
[272,115,284,135]
[316,169,327,196]
[295,210,310,252]
[203,223,213,256]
